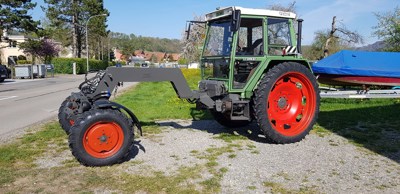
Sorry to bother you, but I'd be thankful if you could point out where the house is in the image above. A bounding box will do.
[0,35,28,66]
[167,53,181,61]
[114,48,124,61]
[132,50,181,63]
[1,33,64,65]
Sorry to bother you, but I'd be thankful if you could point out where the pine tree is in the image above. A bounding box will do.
[0,0,39,41]
[42,0,108,58]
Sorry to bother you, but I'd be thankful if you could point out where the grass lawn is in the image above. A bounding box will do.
[0,68,399,193]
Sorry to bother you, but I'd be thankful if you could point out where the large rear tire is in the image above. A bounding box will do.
[69,109,134,166]
[253,62,320,143]
[210,110,251,128]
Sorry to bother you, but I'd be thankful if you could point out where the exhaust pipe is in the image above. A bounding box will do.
[297,19,303,54]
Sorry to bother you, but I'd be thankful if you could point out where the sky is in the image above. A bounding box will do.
[31,0,398,45]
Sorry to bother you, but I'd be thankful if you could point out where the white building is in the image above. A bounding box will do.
[0,35,28,66]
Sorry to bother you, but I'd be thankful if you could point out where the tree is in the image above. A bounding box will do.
[109,32,182,59]
[0,0,39,66]
[19,38,61,64]
[268,1,297,13]
[373,7,400,52]
[181,16,206,63]
[304,16,363,60]
[0,0,39,42]
[42,0,108,58]
[323,16,363,56]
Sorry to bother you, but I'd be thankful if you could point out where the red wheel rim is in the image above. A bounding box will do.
[267,72,316,137]
[83,122,124,158]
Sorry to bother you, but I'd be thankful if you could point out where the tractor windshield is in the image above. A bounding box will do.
[203,20,234,57]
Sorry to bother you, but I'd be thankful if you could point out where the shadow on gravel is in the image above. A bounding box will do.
[157,120,272,144]
[318,103,400,163]
[123,140,145,163]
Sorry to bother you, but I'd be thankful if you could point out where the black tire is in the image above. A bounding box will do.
[69,109,134,166]
[0,78,4,82]
[253,62,320,143]
[58,96,74,134]
[210,110,251,128]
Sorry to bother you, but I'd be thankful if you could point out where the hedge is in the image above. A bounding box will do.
[51,58,111,74]
[17,60,33,64]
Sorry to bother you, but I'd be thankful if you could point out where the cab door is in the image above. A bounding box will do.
[230,17,266,91]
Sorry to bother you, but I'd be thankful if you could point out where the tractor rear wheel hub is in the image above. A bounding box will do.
[278,97,288,109]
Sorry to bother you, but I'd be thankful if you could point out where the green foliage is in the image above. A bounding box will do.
[17,60,32,65]
[19,38,61,63]
[303,30,352,60]
[109,32,182,56]
[0,0,39,41]
[51,57,109,74]
[43,0,108,57]
[178,57,188,65]
[17,55,27,60]
[373,7,400,52]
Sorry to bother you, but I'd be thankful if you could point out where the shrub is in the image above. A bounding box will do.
[51,58,110,74]
[17,55,27,60]
[17,60,32,64]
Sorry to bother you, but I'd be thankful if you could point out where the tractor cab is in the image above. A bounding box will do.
[201,7,302,95]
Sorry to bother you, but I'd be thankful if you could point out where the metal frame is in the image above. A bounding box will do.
[88,67,199,100]
[200,11,310,99]
[320,88,400,99]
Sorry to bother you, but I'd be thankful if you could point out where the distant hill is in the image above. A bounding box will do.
[356,41,386,51]
[109,32,183,55]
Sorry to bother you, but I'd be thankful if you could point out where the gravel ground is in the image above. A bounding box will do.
[124,120,399,193]
[33,119,400,193]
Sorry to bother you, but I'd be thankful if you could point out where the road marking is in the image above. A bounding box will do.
[0,79,42,85]
[0,96,17,101]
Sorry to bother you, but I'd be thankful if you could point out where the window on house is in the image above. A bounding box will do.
[9,41,17,48]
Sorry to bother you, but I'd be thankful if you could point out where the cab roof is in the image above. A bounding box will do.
[205,6,296,21]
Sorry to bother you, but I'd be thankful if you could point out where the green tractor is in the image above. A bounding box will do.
[59,6,320,166]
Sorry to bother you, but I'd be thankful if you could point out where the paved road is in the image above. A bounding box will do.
[0,75,135,141]
[0,75,83,140]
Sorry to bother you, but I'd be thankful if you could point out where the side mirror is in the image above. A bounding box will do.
[185,22,192,40]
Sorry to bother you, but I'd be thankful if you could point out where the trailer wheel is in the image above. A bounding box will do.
[253,62,320,143]
[58,96,76,134]
[210,110,250,128]
[69,109,134,166]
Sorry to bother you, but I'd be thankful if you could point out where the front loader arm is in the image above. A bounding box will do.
[86,67,199,100]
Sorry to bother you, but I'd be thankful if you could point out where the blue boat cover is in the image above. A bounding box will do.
[312,50,400,78]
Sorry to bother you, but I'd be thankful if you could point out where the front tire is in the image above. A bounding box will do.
[253,62,320,143]
[69,109,134,166]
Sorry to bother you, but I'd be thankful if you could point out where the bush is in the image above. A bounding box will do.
[51,58,110,74]
[18,55,27,60]
[17,60,32,64]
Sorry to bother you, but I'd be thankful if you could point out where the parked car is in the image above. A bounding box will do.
[141,63,149,68]
[0,65,10,82]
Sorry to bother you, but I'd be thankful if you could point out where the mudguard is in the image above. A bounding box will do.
[93,100,143,136]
